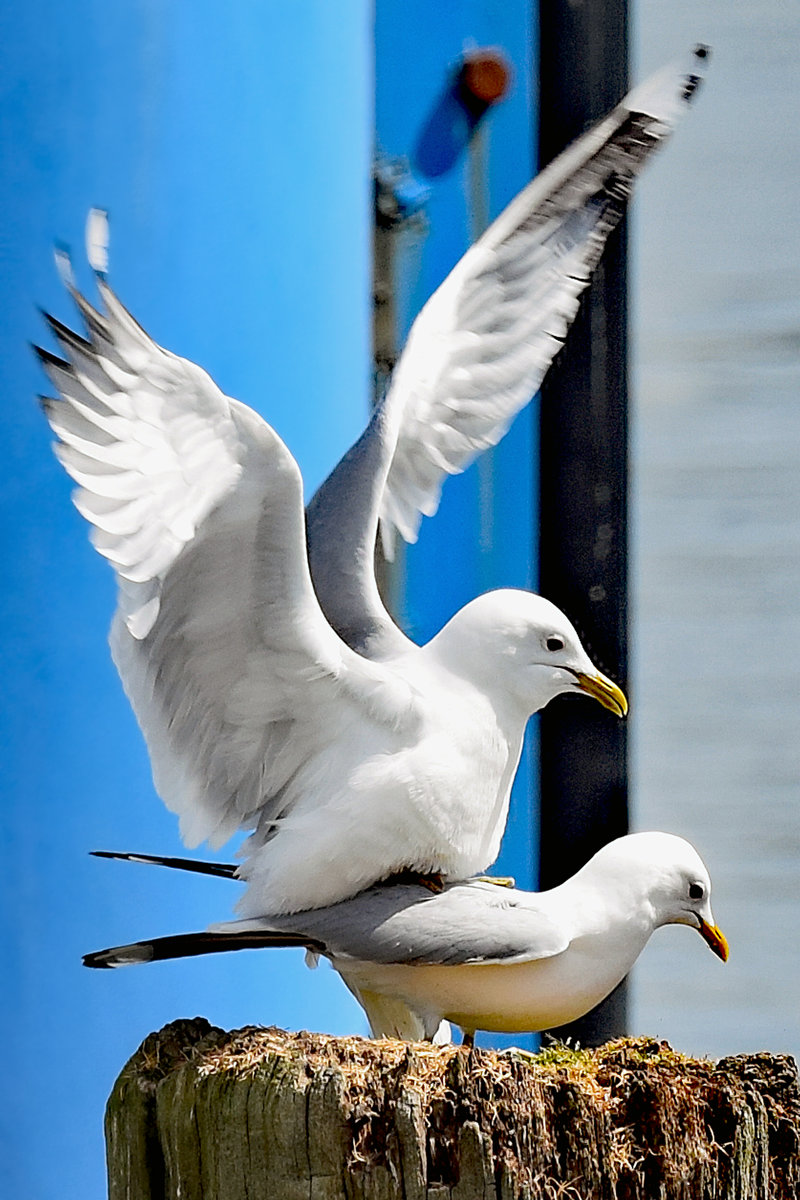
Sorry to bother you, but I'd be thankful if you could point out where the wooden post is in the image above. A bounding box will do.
[106,1019,800,1199]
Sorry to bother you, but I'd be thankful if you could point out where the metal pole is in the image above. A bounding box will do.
[537,0,630,1044]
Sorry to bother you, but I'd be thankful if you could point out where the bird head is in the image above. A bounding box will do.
[591,832,729,961]
[430,589,627,721]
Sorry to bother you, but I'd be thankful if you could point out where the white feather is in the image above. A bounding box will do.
[378,46,708,551]
[38,54,704,916]
[41,276,620,913]
[86,208,109,275]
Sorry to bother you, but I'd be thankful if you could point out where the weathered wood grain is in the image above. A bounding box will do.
[105,1020,800,1200]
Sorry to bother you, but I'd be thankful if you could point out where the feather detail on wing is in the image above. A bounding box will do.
[37,281,244,637]
[379,47,708,551]
[39,272,418,852]
[220,880,570,968]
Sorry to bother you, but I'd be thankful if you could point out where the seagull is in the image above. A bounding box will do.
[37,49,706,915]
[84,832,729,1044]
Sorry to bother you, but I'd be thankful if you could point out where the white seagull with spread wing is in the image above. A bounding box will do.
[38,49,706,915]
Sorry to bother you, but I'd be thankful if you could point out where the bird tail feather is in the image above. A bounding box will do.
[83,928,323,970]
[90,849,239,879]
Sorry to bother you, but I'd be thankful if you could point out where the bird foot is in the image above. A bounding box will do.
[381,869,446,893]
[502,1046,538,1064]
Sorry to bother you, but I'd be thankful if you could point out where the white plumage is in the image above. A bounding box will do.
[38,50,707,915]
[40,285,623,914]
[85,833,728,1041]
[377,46,708,550]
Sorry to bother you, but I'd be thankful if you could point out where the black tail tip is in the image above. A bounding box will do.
[682,48,710,104]
[83,951,114,969]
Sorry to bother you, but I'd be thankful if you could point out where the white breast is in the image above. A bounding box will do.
[337,907,653,1035]
[235,672,525,915]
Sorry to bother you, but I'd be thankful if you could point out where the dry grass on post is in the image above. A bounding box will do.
[105,1018,800,1199]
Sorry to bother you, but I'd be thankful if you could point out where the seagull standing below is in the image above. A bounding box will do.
[38,49,707,915]
[84,833,729,1044]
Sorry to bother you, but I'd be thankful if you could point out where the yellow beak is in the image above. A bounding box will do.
[699,918,729,962]
[575,671,628,718]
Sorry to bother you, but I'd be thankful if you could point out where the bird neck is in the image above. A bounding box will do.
[419,628,534,734]
[547,870,658,950]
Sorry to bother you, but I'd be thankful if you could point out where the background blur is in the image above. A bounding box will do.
[631,0,800,1060]
[1,7,374,1197]
[1,2,798,1196]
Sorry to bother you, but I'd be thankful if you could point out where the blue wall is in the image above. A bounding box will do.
[1,3,539,1194]
[375,1,539,897]
[1,4,372,1195]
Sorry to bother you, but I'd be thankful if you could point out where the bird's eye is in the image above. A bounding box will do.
[689,882,705,901]
[545,636,565,653]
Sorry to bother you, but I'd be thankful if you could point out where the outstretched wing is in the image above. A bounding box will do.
[39,267,416,850]
[303,48,708,658]
[379,46,709,548]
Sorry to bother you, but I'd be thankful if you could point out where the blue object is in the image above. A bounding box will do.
[1,5,542,1193]
[1,4,372,1196]
[375,1,539,1051]
[414,51,510,178]
[415,78,478,178]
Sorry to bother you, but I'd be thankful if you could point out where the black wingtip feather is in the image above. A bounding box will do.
[40,309,93,353]
[682,46,710,104]
[90,850,240,879]
[83,929,325,969]
[32,343,71,371]
[83,947,149,969]
[68,288,111,340]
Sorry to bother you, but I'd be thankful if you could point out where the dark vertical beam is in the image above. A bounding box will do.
[537,0,630,1043]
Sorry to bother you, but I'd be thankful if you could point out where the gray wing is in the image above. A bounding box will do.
[305,400,411,659]
[223,880,570,967]
[305,47,707,659]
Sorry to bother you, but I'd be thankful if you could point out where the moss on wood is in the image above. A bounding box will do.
[106,1019,800,1200]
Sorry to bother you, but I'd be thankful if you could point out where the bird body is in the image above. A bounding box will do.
[293,832,728,1037]
[85,833,729,1041]
[39,255,625,918]
[37,49,710,915]
[124,575,605,914]
[80,347,619,916]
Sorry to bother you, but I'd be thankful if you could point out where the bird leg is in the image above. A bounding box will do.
[461,1030,475,1050]
[502,1047,538,1064]
[380,871,515,893]
[381,869,446,893]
